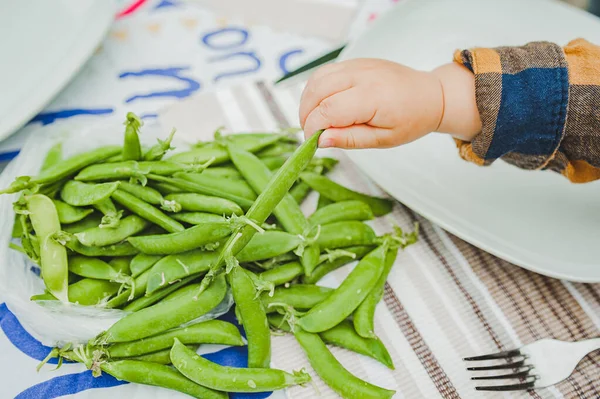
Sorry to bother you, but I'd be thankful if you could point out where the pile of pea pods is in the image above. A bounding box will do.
[2,112,418,399]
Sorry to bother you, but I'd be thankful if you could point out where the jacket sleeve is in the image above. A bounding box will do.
[454,39,600,183]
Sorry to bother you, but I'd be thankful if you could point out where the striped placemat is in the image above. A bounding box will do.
[157,81,600,399]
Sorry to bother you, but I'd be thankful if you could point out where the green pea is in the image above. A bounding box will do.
[130,253,163,277]
[171,212,227,225]
[41,142,63,172]
[165,193,243,216]
[128,222,232,255]
[261,284,332,313]
[30,278,119,306]
[316,221,376,249]
[258,261,303,286]
[229,267,271,368]
[62,214,103,234]
[300,172,393,216]
[309,200,374,227]
[170,339,311,392]
[60,181,120,207]
[52,200,93,224]
[101,360,227,399]
[143,128,175,161]
[302,246,374,284]
[123,275,196,312]
[98,275,227,343]
[122,112,143,161]
[354,248,399,339]
[26,194,68,302]
[74,215,149,247]
[107,320,243,358]
[123,345,198,365]
[268,315,394,369]
[294,327,395,399]
[111,189,184,233]
[298,246,386,333]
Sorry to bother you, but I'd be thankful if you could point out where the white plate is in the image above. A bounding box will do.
[340,0,600,282]
[0,0,114,142]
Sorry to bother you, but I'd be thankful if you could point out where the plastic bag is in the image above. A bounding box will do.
[0,121,232,347]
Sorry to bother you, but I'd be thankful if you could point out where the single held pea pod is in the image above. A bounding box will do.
[97,275,227,343]
[100,360,227,399]
[298,245,387,333]
[258,261,304,286]
[302,246,374,284]
[164,193,243,216]
[227,144,320,276]
[300,171,394,216]
[228,266,271,368]
[170,339,311,392]
[122,112,143,161]
[171,212,226,225]
[316,221,377,250]
[75,215,149,247]
[40,142,63,172]
[123,275,196,312]
[52,200,94,224]
[130,253,163,277]
[118,181,181,213]
[268,315,394,369]
[106,320,243,358]
[261,284,332,313]
[127,221,232,255]
[26,194,69,302]
[111,189,184,234]
[198,131,323,294]
[294,327,395,399]
[143,128,176,161]
[60,181,120,207]
[309,200,374,227]
[31,278,120,306]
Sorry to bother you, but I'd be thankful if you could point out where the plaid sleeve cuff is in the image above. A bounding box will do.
[453,42,570,170]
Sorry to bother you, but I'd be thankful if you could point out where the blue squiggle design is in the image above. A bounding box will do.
[29,108,114,126]
[209,52,262,82]
[154,0,180,9]
[15,370,126,399]
[278,49,304,75]
[119,67,201,103]
[202,27,249,50]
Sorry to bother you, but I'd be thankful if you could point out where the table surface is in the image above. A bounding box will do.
[1,1,599,399]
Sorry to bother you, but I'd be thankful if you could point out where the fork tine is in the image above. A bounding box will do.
[471,370,532,380]
[467,360,528,371]
[475,379,537,392]
[463,349,522,361]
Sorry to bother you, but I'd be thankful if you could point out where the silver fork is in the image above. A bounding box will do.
[464,338,600,391]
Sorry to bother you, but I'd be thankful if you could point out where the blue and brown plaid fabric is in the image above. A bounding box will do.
[454,39,600,183]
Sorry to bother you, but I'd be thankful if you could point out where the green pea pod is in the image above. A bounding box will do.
[289,181,312,205]
[309,200,374,227]
[259,156,288,170]
[111,189,184,234]
[62,214,103,234]
[123,346,197,365]
[202,166,243,179]
[165,193,243,216]
[128,222,232,255]
[303,246,374,284]
[268,315,394,369]
[145,251,219,294]
[123,275,196,312]
[143,128,176,161]
[117,181,181,212]
[294,327,395,399]
[41,142,63,172]
[227,144,320,276]
[26,194,68,302]
[261,284,332,313]
[236,231,301,263]
[74,161,148,182]
[107,320,243,358]
[68,256,128,283]
[130,253,163,277]
[258,261,303,286]
[52,200,94,224]
[171,212,227,225]
[316,194,333,210]
[170,134,282,165]
[170,339,311,392]
[74,215,149,247]
[354,248,399,339]
[199,131,323,293]
[99,275,227,343]
[298,246,386,333]
[255,142,298,158]
[300,172,394,216]
[122,112,143,161]
[101,360,227,399]
[62,236,140,257]
[229,266,271,368]
[61,181,120,206]
[109,257,132,275]
[174,172,258,201]
[31,278,119,306]
[316,221,376,249]
[149,181,184,195]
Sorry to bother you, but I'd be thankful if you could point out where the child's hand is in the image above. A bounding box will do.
[299,59,481,148]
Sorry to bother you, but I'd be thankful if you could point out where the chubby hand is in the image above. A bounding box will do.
[299,58,481,149]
